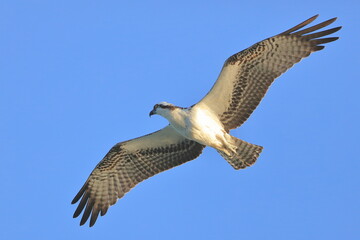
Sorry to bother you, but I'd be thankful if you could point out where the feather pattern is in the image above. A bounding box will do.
[72,15,341,227]
[72,126,204,226]
[196,15,341,131]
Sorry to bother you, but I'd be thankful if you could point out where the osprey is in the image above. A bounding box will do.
[72,15,341,226]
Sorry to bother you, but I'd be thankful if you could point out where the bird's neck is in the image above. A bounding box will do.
[162,108,189,130]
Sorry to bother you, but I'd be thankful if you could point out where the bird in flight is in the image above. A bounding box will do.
[72,15,341,227]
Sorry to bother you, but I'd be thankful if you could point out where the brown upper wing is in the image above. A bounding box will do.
[195,15,341,131]
[71,125,205,227]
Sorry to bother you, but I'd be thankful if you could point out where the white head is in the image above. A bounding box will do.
[149,102,176,117]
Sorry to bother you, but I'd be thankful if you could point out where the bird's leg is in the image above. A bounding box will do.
[214,132,238,156]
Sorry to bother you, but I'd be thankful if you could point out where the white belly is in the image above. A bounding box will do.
[184,107,227,148]
[161,105,228,148]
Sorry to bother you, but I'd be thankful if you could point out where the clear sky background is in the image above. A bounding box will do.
[1,1,359,239]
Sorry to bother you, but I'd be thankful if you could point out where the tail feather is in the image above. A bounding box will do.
[217,136,263,170]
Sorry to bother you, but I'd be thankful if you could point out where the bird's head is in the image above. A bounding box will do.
[149,102,176,117]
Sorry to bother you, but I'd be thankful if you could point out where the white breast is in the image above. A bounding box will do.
[184,106,227,147]
[158,105,227,148]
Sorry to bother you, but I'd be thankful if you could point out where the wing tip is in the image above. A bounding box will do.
[280,15,341,36]
[313,45,325,51]
[71,181,88,204]
[79,199,94,226]
[310,14,320,21]
[311,37,340,51]
[71,198,78,205]
[280,14,319,35]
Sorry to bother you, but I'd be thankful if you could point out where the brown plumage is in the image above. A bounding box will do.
[72,126,204,226]
[72,15,340,227]
[197,15,340,131]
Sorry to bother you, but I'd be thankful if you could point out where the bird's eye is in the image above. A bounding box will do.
[154,104,159,109]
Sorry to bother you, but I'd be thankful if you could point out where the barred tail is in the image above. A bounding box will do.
[217,136,263,170]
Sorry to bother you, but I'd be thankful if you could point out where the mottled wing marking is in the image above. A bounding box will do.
[72,126,205,227]
[196,15,341,131]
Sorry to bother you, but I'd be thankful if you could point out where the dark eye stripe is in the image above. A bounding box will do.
[158,104,175,110]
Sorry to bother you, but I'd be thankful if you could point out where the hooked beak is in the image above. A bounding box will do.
[149,109,155,117]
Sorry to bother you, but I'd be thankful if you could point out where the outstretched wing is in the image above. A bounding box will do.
[195,15,341,131]
[72,125,205,227]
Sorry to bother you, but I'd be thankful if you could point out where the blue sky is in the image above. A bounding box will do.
[1,1,359,239]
